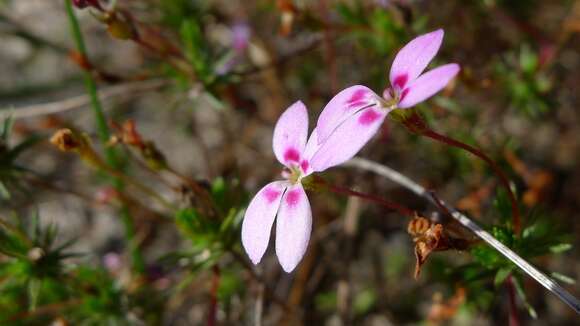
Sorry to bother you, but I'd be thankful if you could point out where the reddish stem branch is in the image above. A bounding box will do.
[422,129,521,234]
[313,176,414,217]
[207,265,220,326]
[507,275,521,326]
[402,112,521,234]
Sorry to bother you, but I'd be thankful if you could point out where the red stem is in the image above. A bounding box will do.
[314,177,414,217]
[207,265,220,326]
[421,128,521,234]
[507,275,521,326]
[401,112,521,233]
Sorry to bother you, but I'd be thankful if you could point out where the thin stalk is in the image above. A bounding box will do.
[313,176,414,217]
[64,0,144,273]
[229,249,290,312]
[421,129,521,234]
[207,265,220,326]
[102,164,174,210]
[346,157,580,314]
[402,112,521,234]
[507,275,521,326]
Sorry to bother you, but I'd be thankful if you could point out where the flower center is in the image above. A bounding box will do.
[282,165,303,185]
[380,87,400,111]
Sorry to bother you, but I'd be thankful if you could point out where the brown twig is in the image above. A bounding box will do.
[1,79,168,119]
[207,265,220,326]
[5,299,81,322]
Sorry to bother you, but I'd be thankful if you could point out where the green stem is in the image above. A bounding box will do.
[64,0,144,273]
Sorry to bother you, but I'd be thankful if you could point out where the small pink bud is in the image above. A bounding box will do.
[95,187,120,205]
[103,252,122,272]
[72,0,102,10]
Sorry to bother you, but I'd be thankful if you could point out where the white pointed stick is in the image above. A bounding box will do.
[345,157,580,314]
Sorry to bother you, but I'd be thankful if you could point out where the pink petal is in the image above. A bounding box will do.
[389,29,444,90]
[316,85,378,144]
[241,181,288,265]
[310,107,387,172]
[299,128,321,176]
[273,101,309,167]
[397,63,460,109]
[275,184,312,273]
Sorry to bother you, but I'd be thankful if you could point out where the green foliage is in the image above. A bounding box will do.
[495,44,553,118]
[0,118,42,200]
[0,213,75,319]
[0,213,168,324]
[452,191,573,316]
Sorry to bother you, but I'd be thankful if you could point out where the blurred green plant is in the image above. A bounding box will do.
[0,212,168,324]
[446,190,573,318]
[496,44,553,118]
[0,118,42,200]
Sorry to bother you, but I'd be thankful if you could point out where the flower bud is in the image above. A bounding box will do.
[141,141,167,171]
[27,247,45,262]
[105,13,137,40]
[72,0,102,10]
[50,129,84,152]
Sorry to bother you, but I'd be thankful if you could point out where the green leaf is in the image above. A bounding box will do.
[494,267,513,287]
[512,275,538,319]
[1,116,13,140]
[28,278,41,311]
[353,288,377,316]
[1,134,43,165]
[519,44,538,75]
[218,269,243,301]
[0,181,10,199]
[549,243,572,254]
[551,272,575,285]
[180,19,211,81]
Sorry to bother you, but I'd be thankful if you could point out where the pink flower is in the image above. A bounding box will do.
[315,29,460,166]
[232,22,251,53]
[241,101,339,273]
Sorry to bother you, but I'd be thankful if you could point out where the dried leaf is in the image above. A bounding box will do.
[427,287,466,324]
[505,150,553,207]
[456,181,494,217]
[277,0,297,36]
[408,215,447,279]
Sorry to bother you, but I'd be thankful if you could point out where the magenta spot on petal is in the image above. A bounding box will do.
[285,189,301,207]
[300,160,309,173]
[346,89,368,107]
[393,74,408,90]
[358,109,381,126]
[263,188,281,203]
[399,88,410,102]
[284,148,300,163]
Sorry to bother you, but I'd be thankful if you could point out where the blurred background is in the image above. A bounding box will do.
[0,0,579,325]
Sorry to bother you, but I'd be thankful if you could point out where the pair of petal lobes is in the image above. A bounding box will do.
[241,182,312,273]
[389,29,444,90]
[389,29,459,108]
[397,63,460,109]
